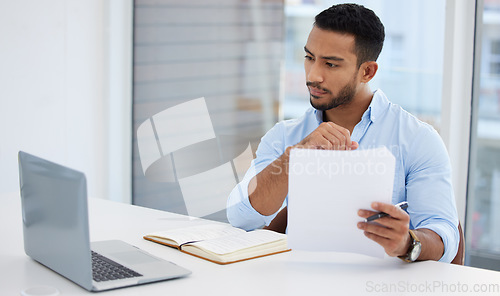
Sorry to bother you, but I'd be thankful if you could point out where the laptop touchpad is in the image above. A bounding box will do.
[112,251,160,265]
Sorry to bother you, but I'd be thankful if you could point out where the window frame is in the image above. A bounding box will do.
[440,0,477,225]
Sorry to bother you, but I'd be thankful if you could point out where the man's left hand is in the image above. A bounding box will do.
[357,202,411,257]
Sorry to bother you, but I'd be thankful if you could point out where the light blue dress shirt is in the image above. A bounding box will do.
[227,89,459,263]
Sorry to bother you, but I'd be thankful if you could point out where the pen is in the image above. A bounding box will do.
[365,201,408,222]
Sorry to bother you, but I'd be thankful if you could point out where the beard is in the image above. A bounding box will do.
[307,77,357,111]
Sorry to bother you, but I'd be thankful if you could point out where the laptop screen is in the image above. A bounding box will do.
[19,151,93,290]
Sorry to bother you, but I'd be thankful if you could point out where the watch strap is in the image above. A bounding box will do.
[398,229,421,262]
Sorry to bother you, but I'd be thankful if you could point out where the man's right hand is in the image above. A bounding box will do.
[295,122,359,150]
[248,122,358,216]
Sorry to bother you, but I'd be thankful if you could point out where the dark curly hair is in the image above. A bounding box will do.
[314,3,385,67]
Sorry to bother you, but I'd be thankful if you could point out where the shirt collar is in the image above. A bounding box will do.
[365,89,390,123]
[314,108,323,124]
[313,89,389,124]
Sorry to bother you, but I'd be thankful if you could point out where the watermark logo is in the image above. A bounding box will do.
[136,97,253,217]
[287,146,395,178]
[365,280,500,294]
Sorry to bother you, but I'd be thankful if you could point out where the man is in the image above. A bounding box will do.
[227,3,459,263]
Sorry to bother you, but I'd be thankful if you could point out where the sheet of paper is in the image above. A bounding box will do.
[287,147,395,258]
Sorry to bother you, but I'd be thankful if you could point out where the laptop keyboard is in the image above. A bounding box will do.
[91,251,143,282]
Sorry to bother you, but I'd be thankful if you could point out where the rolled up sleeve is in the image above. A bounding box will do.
[227,122,286,230]
[405,126,460,263]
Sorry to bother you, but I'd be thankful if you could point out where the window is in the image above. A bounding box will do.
[132,0,284,222]
[489,39,500,75]
[492,40,500,55]
[466,0,500,271]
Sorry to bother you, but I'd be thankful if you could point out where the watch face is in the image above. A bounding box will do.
[410,242,422,262]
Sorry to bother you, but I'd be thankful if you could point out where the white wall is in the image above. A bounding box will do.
[0,0,132,203]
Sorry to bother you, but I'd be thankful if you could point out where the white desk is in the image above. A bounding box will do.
[2,192,499,296]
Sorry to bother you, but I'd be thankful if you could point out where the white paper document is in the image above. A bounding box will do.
[287,147,396,258]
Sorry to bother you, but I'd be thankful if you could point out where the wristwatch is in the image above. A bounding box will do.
[398,230,421,262]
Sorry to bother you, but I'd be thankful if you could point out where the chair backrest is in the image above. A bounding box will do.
[263,206,288,234]
[451,222,465,265]
[265,207,465,265]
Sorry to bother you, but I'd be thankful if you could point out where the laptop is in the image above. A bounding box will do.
[18,151,191,292]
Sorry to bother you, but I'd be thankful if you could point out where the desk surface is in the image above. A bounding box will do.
[2,192,499,296]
